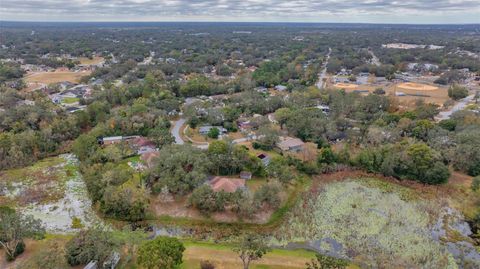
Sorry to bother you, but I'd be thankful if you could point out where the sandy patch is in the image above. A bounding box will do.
[25,71,90,84]
[333,83,358,89]
[397,82,439,91]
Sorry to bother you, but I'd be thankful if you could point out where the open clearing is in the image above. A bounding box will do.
[333,83,358,89]
[25,70,91,84]
[0,154,104,233]
[181,241,317,269]
[78,56,104,65]
[397,82,439,91]
[331,81,449,107]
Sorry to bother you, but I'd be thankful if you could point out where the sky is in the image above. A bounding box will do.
[1,0,480,24]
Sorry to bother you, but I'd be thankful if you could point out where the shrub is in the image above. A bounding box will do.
[200,260,216,269]
[448,84,469,100]
[71,217,84,229]
[472,176,480,192]
[137,236,185,269]
[439,119,457,131]
[254,184,281,209]
[65,229,118,266]
[207,127,220,139]
[188,185,226,213]
[318,147,337,165]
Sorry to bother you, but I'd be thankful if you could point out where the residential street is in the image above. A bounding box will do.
[316,47,331,89]
[171,118,185,144]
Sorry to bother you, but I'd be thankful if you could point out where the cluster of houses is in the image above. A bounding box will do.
[50,83,92,112]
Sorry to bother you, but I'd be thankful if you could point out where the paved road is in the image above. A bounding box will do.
[171,118,186,144]
[368,49,381,66]
[316,48,331,89]
[436,94,474,121]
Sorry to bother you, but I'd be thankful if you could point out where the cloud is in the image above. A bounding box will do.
[1,0,479,23]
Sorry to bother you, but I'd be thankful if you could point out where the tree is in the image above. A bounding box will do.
[188,185,226,213]
[148,145,211,194]
[305,254,349,269]
[207,127,220,139]
[472,176,480,192]
[149,127,175,148]
[0,207,45,261]
[101,184,149,221]
[448,84,469,100]
[233,234,270,269]
[72,134,99,161]
[137,236,185,269]
[274,107,292,129]
[318,147,337,165]
[65,228,118,266]
[253,184,281,209]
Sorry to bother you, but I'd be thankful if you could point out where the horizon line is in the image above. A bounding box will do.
[1,20,479,26]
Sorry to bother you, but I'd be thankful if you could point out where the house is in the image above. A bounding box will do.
[277,137,305,152]
[240,171,252,180]
[315,105,330,114]
[199,126,227,136]
[209,177,246,193]
[141,151,160,168]
[274,85,288,91]
[257,153,271,166]
[237,119,259,131]
[101,136,123,145]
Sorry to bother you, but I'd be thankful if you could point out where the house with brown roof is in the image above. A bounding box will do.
[277,137,305,152]
[209,177,246,193]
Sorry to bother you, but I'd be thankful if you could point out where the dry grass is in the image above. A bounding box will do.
[333,83,358,89]
[182,243,315,269]
[25,71,91,84]
[397,82,439,91]
[330,81,449,107]
[78,56,104,65]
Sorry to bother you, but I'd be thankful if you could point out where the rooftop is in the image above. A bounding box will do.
[209,177,246,193]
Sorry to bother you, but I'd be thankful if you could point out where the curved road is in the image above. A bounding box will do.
[172,118,185,144]
[171,118,259,149]
[436,94,474,121]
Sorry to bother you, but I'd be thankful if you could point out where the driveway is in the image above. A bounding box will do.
[436,95,474,121]
[171,118,186,144]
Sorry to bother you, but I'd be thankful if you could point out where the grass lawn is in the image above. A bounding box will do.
[79,56,104,65]
[181,241,316,269]
[62,97,80,104]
